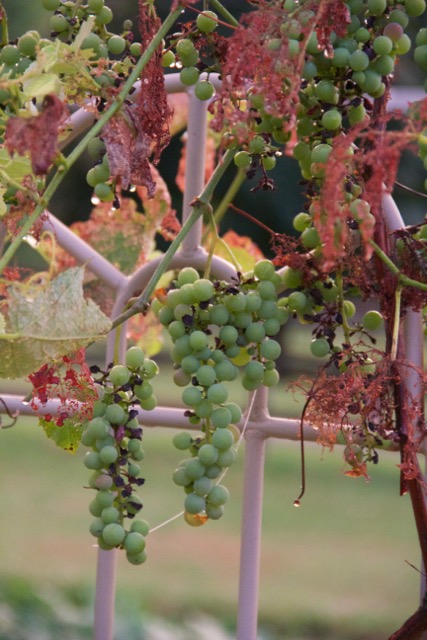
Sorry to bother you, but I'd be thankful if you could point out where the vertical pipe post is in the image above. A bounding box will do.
[93,549,117,640]
[237,431,266,640]
[181,90,208,254]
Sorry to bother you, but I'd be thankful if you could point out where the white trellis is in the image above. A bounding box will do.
[1,77,425,640]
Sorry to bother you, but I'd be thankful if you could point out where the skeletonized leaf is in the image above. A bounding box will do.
[0,267,111,378]
[40,415,85,454]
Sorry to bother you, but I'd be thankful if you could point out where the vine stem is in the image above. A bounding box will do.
[0,5,183,274]
[208,0,240,26]
[369,238,427,292]
[0,2,8,47]
[390,285,402,362]
[111,148,237,329]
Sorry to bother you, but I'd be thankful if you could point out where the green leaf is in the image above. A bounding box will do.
[0,148,33,181]
[0,267,112,379]
[40,415,85,454]
[22,73,61,99]
[0,187,6,217]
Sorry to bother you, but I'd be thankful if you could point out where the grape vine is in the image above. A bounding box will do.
[0,0,426,637]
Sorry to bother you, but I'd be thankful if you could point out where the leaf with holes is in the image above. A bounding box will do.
[0,267,111,378]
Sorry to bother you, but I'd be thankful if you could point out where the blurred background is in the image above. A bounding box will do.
[0,1,426,639]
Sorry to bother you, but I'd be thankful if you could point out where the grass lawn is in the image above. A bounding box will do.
[0,405,422,639]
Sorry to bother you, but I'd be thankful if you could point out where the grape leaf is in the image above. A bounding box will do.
[40,415,85,454]
[0,148,33,181]
[0,267,111,379]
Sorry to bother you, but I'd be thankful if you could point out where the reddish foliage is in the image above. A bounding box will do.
[103,106,155,197]
[5,95,68,175]
[315,0,350,54]
[137,0,172,165]
[29,348,97,427]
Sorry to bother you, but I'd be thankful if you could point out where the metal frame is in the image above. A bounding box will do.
[0,79,425,640]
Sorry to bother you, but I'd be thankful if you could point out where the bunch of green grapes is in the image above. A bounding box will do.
[163,10,220,101]
[82,346,158,565]
[151,260,288,524]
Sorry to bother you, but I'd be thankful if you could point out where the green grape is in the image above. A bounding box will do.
[406,0,426,16]
[254,259,276,281]
[173,467,192,487]
[219,325,239,345]
[211,406,232,429]
[128,462,141,478]
[292,141,311,162]
[193,476,213,496]
[125,346,145,369]
[50,14,69,33]
[311,144,332,164]
[212,428,234,451]
[214,359,238,382]
[89,498,103,517]
[104,403,126,425]
[173,432,193,451]
[130,519,150,536]
[198,444,219,466]
[301,226,321,248]
[177,267,199,286]
[362,310,384,330]
[95,6,113,24]
[176,38,196,57]
[135,381,153,400]
[245,360,265,382]
[95,490,115,509]
[225,403,242,424]
[416,28,427,46]
[234,151,252,168]
[310,338,330,358]
[185,493,206,514]
[194,80,215,101]
[207,485,229,507]
[126,550,147,565]
[88,0,105,10]
[262,155,277,170]
[84,452,104,471]
[349,49,369,71]
[245,291,262,312]
[245,322,266,343]
[124,532,146,555]
[180,355,199,375]
[414,45,427,70]
[101,505,121,524]
[349,104,367,125]
[315,80,338,104]
[42,0,61,9]
[248,135,265,154]
[192,279,214,302]
[373,55,395,76]
[140,396,157,411]
[189,330,209,351]
[264,318,281,336]
[99,445,119,465]
[216,448,236,468]
[355,29,370,44]
[180,66,200,86]
[206,383,229,404]
[180,49,199,67]
[195,398,214,418]
[162,50,175,67]
[395,34,412,55]
[195,365,216,387]
[102,523,125,546]
[373,35,393,56]
[197,10,218,33]
[86,416,110,439]
[367,0,387,15]
[90,518,104,538]
[360,70,382,95]
[257,280,277,300]
[208,303,229,325]
[321,109,342,130]
[343,300,356,318]
[260,339,281,360]
[0,45,20,65]
[185,458,207,481]
[281,266,302,289]
[262,368,280,386]
[108,36,127,55]
[18,33,38,57]
[182,386,203,407]
[109,365,131,387]
[206,504,224,520]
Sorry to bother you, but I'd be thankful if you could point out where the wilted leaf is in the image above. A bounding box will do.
[5,94,68,175]
[0,267,111,378]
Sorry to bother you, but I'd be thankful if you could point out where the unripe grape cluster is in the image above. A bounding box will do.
[152,260,288,524]
[82,347,158,564]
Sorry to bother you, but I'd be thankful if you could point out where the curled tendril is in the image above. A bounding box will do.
[0,396,18,429]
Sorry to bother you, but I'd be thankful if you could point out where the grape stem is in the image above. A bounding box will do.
[369,239,427,292]
[336,270,352,346]
[390,285,402,362]
[0,5,183,274]
[0,2,8,48]
[207,0,240,27]
[204,210,242,277]
[111,148,237,329]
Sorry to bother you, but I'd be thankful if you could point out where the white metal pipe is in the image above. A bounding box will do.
[93,549,117,640]
[236,430,266,640]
